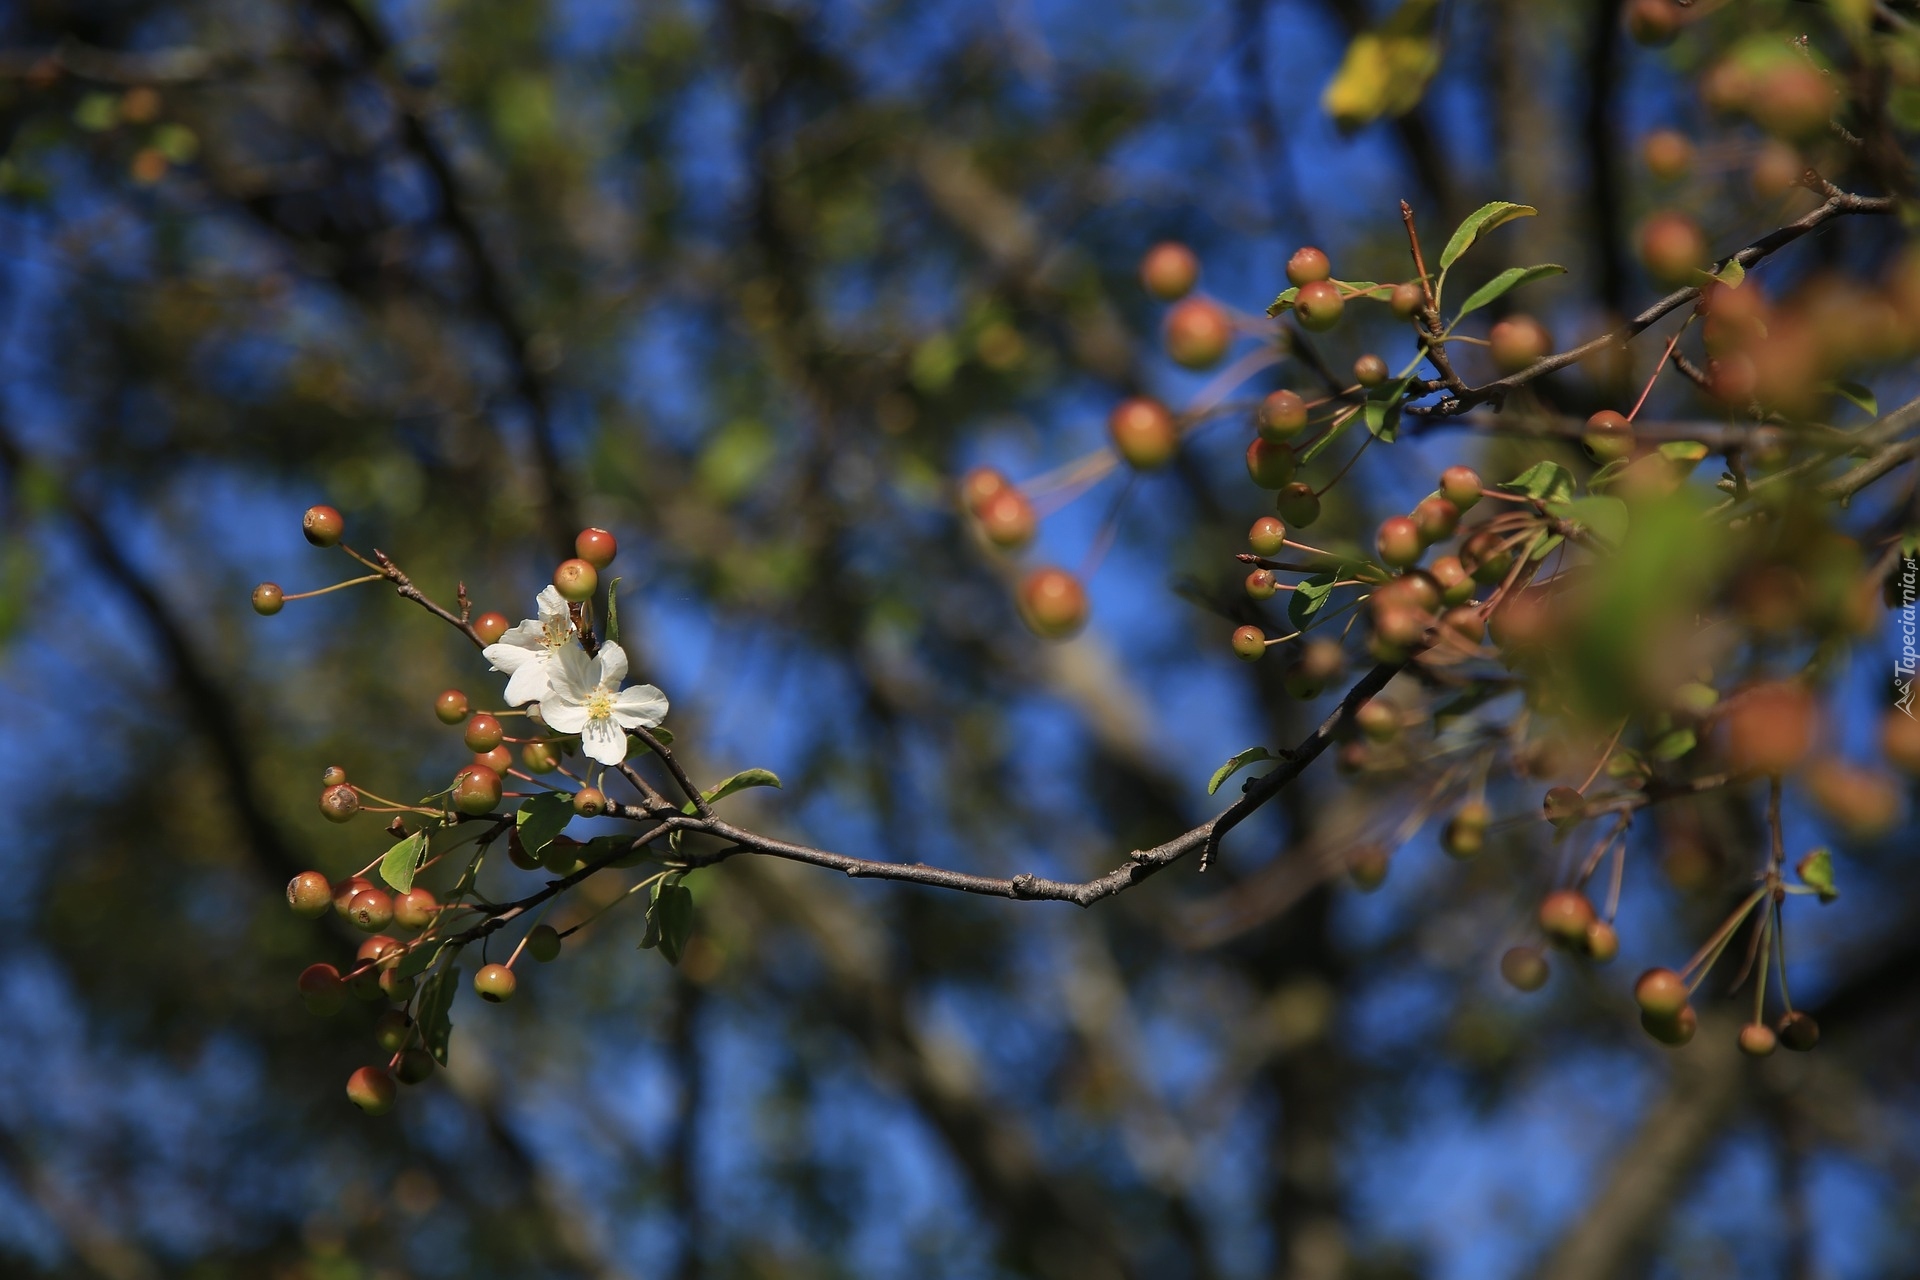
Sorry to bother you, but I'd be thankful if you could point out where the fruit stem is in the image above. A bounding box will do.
[1681,885,1771,988]
[1626,324,1688,423]
[281,573,385,601]
[1313,432,1375,498]
[1773,899,1795,1013]
[1577,718,1630,794]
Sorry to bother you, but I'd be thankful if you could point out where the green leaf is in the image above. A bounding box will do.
[1834,381,1878,418]
[417,961,462,1065]
[1439,201,1538,271]
[1288,569,1350,631]
[1796,847,1838,903]
[697,767,782,807]
[515,791,574,859]
[626,725,675,757]
[1497,461,1575,504]
[1363,376,1415,443]
[605,576,622,643]
[642,880,694,963]
[1266,285,1300,317]
[1715,258,1745,288]
[1649,728,1697,761]
[380,831,428,894]
[1548,495,1630,548]
[1208,746,1276,796]
[1587,458,1631,491]
[1451,263,1566,323]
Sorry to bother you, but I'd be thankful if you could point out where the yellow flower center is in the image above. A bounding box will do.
[586,688,616,722]
[543,616,571,648]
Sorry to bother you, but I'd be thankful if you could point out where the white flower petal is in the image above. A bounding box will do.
[548,642,600,700]
[580,716,628,766]
[536,585,569,619]
[611,685,669,729]
[492,619,547,652]
[502,660,552,707]
[595,641,630,688]
[542,701,589,734]
[483,642,538,674]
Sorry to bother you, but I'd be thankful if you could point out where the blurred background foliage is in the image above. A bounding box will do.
[1,0,1919,1278]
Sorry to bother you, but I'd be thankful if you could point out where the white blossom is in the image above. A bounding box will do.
[482,586,577,706]
[539,640,668,766]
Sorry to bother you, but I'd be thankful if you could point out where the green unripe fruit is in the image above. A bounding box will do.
[1231,625,1266,662]
[1634,968,1689,1019]
[374,1009,412,1054]
[1286,246,1331,285]
[452,765,503,815]
[379,968,415,1003]
[573,787,606,818]
[1639,211,1708,288]
[321,765,348,787]
[1164,297,1233,368]
[1583,410,1634,462]
[1389,282,1424,319]
[1543,786,1586,828]
[393,888,438,930]
[298,963,347,1016]
[1538,890,1596,948]
[464,713,504,753]
[1643,128,1694,181]
[1245,569,1278,600]
[574,527,618,570]
[1019,567,1089,640]
[1641,1004,1697,1046]
[1489,315,1552,373]
[1347,845,1389,891]
[1500,946,1549,992]
[332,875,376,917]
[474,963,517,1003]
[1355,699,1399,742]
[395,1048,436,1085]
[251,583,284,615]
[1375,517,1422,569]
[346,1066,397,1115]
[1429,556,1472,606]
[348,888,394,933]
[287,871,333,918]
[1584,920,1619,964]
[522,740,561,774]
[1140,241,1201,301]
[474,746,512,774]
[435,689,470,725]
[1258,390,1308,442]
[1245,438,1296,490]
[319,783,361,824]
[1248,516,1287,557]
[1441,807,1486,858]
[553,558,599,603]
[1412,497,1459,545]
[1738,1023,1777,1057]
[976,488,1036,549]
[1776,1011,1819,1051]
[526,924,562,963]
[1460,530,1513,584]
[1293,280,1344,331]
[1275,483,1321,528]
[474,612,510,645]
[1352,354,1389,387]
[1439,466,1482,511]
[301,504,344,547]
[1108,398,1180,469]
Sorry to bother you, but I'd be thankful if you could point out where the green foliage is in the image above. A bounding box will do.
[1208,746,1277,795]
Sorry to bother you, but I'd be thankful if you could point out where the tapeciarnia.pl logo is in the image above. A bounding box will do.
[1899,555,1918,719]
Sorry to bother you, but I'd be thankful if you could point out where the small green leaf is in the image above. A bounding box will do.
[1451,264,1566,324]
[515,791,574,859]
[1796,847,1838,903]
[1834,381,1878,418]
[1649,729,1697,761]
[1548,495,1629,548]
[1363,376,1415,443]
[1497,461,1575,504]
[1439,201,1538,271]
[380,831,428,894]
[642,880,694,963]
[699,767,782,807]
[1288,569,1353,631]
[605,576,622,643]
[1208,746,1276,795]
[627,725,675,757]
[1587,458,1631,491]
[417,960,462,1065]
[1529,533,1564,561]
[1266,285,1300,317]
